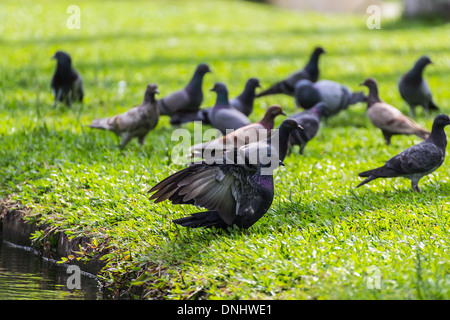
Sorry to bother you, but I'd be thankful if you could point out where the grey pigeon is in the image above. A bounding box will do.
[170,78,261,125]
[294,79,366,118]
[88,84,159,148]
[357,114,450,192]
[148,119,303,229]
[398,56,439,118]
[51,51,83,106]
[360,78,430,145]
[288,102,327,155]
[157,63,211,123]
[256,47,326,98]
[209,82,251,135]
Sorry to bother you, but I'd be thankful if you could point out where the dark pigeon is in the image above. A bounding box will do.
[256,47,326,98]
[360,78,430,145]
[288,102,327,155]
[148,119,303,229]
[229,78,261,116]
[294,79,366,118]
[170,78,261,125]
[209,82,251,135]
[157,63,211,124]
[398,56,439,118]
[357,114,450,192]
[51,51,84,106]
[88,84,159,148]
[148,147,278,230]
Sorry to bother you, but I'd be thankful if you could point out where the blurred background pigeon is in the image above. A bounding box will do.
[256,46,326,98]
[157,63,211,124]
[398,55,439,118]
[294,79,366,120]
[88,84,159,148]
[169,77,261,125]
[209,82,251,135]
[357,114,450,192]
[51,51,84,107]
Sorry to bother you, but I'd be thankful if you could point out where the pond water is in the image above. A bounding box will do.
[0,236,106,300]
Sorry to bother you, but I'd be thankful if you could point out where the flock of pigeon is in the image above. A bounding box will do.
[50,47,449,230]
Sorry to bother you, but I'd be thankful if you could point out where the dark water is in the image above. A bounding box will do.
[0,237,105,300]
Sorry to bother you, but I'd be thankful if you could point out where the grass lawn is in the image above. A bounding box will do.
[0,0,449,299]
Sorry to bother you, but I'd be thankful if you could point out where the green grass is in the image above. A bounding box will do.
[0,0,449,299]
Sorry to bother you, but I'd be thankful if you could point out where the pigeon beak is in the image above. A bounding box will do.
[279,160,285,167]
[155,89,159,94]
[359,82,365,86]
[281,111,287,116]
[298,124,304,131]
[51,54,56,60]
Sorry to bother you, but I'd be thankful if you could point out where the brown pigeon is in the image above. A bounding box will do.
[360,78,430,145]
[88,84,159,148]
[191,105,286,157]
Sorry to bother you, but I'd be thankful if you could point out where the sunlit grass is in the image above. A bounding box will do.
[0,0,449,299]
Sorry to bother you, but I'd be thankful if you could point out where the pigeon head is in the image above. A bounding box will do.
[143,84,159,102]
[433,114,450,128]
[416,55,432,67]
[246,78,261,89]
[279,119,304,133]
[210,82,228,93]
[196,63,212,75]
[294,79,321,108]
[410,56,433,75]
[360,78,381,107]
[360,78,377,89]
[313,46,326,55]
[266,105,286,117]
[146,84,159,94]
[52,51,72,66]
[312,102,328,117]
[211,82,229,107]
[260,105,286,129]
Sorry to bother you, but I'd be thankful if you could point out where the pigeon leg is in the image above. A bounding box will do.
[138,134,147,145]
[411,180,421,193]
[382,130,392,145]
[120,133,132,149]
[299,144,306,155]
[409,105,416,118]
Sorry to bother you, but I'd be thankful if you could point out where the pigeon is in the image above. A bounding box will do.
[288,102,327,155]
[256,47,326,98]
[88,84,159,148]
[398,56,439,118]
[357,114,450,192]
[157,63,211,123]
[360,78,430,145]
[191,105,286,156]
[209,82,251,135]
[294,79,366,118]
[229,78,261,116]
[169,78,261,125]
[51,51,84,106]
[148,120,303,229]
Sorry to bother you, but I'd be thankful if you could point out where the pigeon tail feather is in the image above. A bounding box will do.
[172,211,227,229]
[350,92,367,105]
[88,118,112,130]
